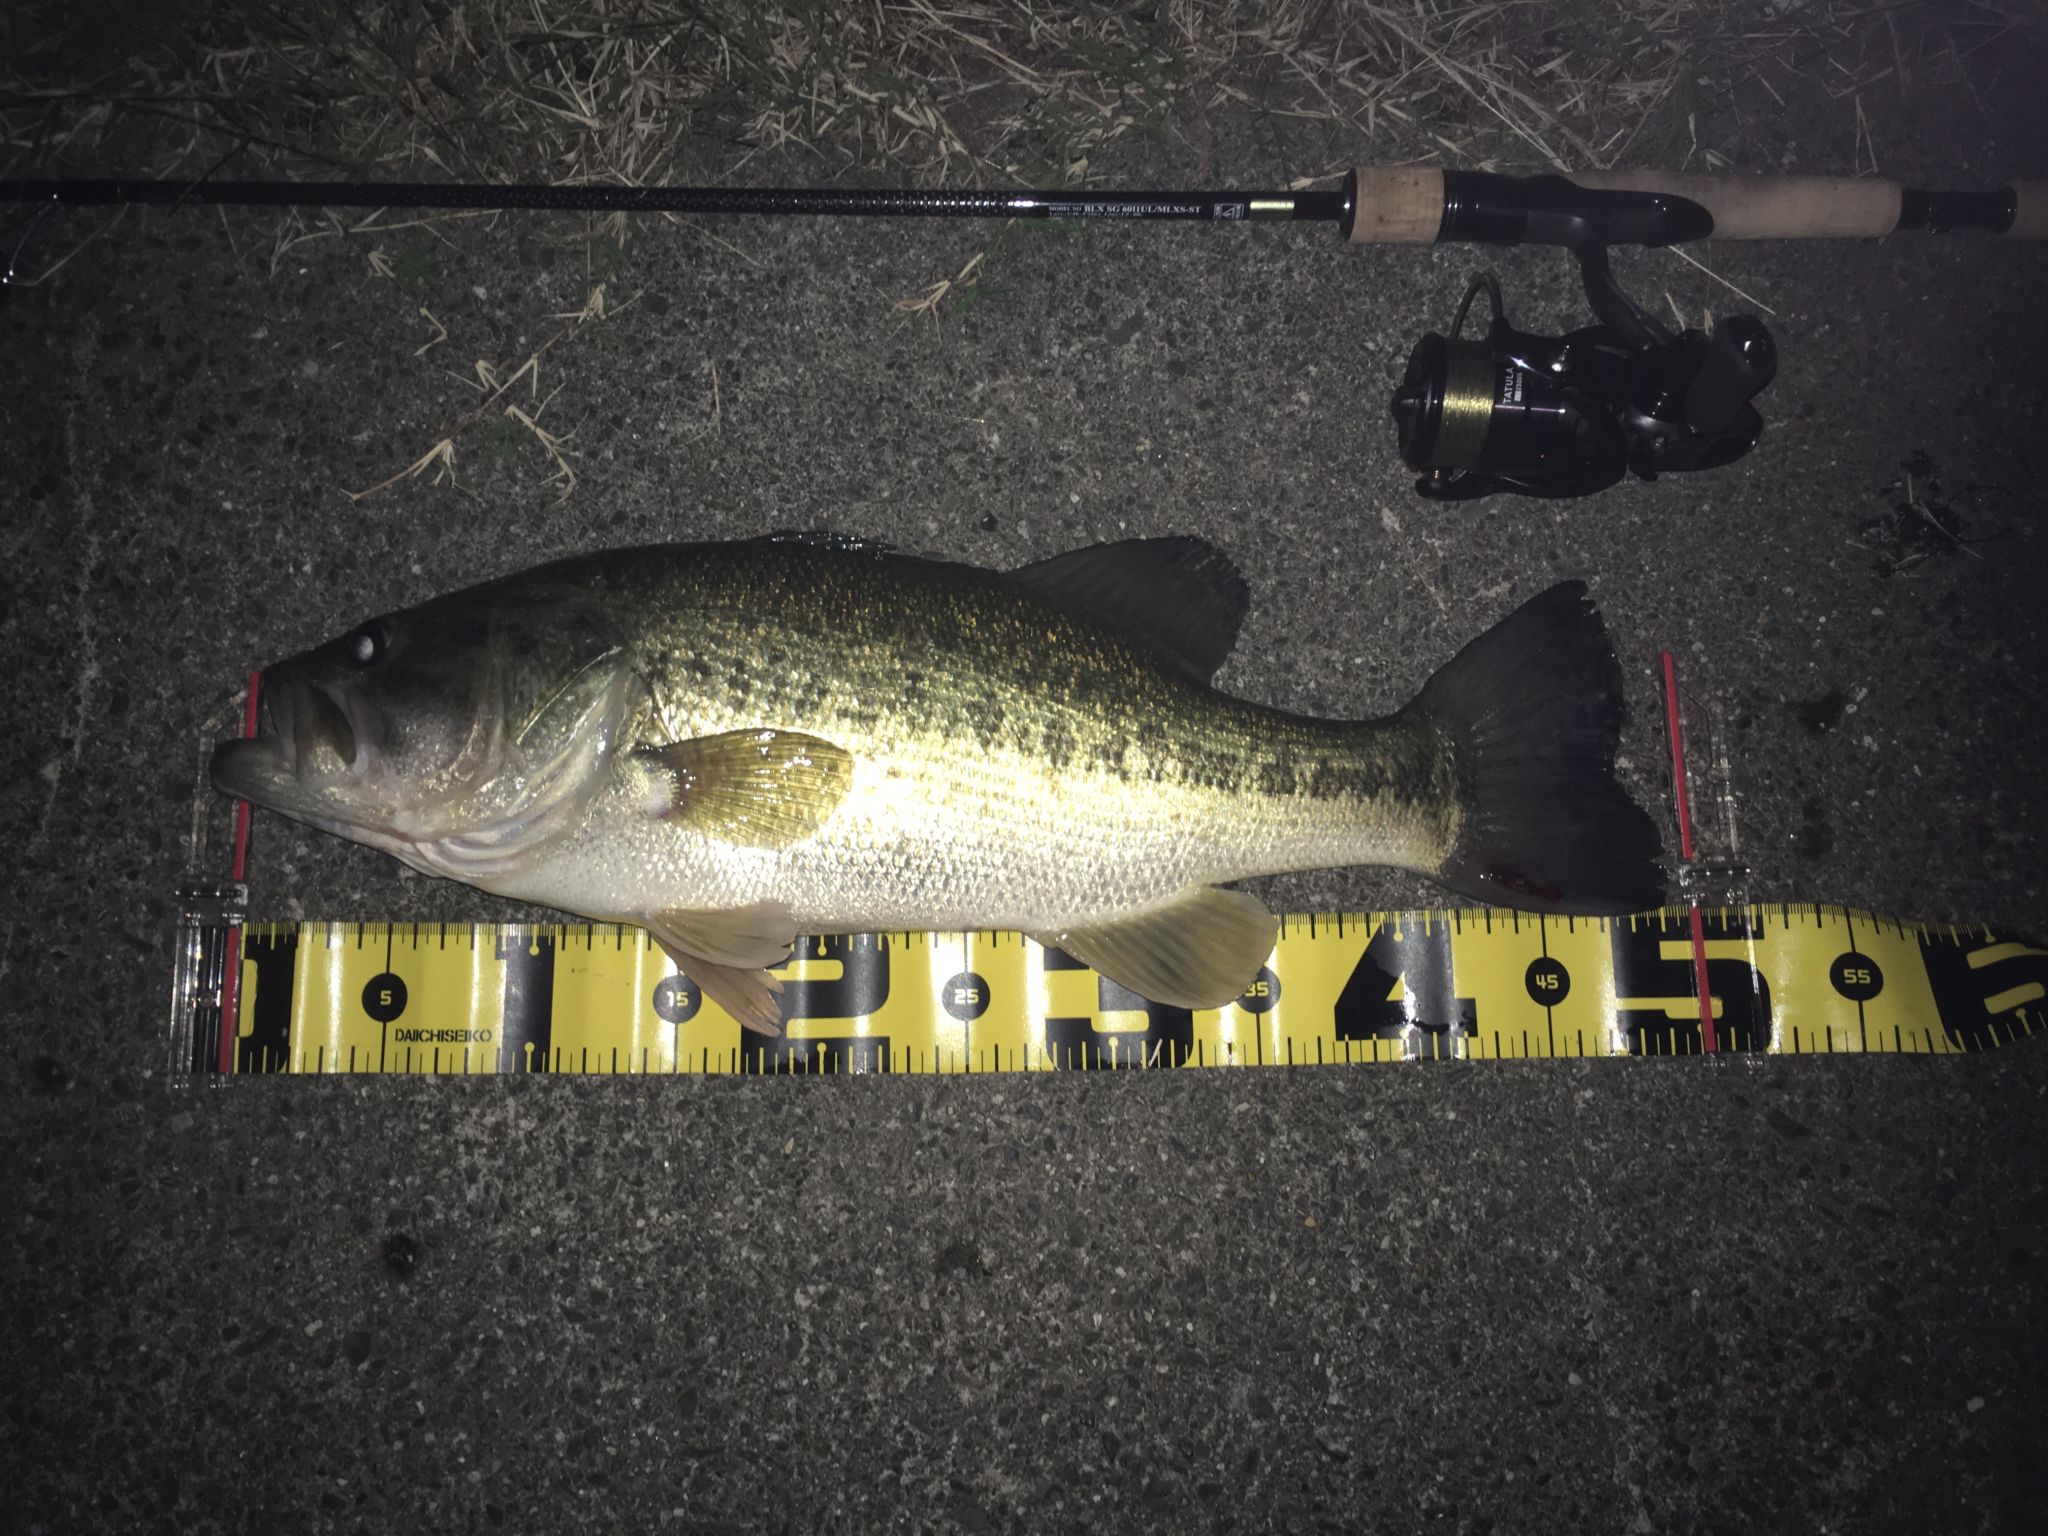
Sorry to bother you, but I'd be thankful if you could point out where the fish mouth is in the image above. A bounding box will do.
[209,668,383,806]
[208,638,633,882]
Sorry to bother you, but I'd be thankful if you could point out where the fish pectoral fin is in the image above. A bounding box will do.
[1033,886,1278,1011]
[633,729,853,850]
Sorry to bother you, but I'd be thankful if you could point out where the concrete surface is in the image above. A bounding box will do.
[5,104,2047,1535]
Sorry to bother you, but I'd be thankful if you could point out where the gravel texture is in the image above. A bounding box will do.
[4,111,2046,1534]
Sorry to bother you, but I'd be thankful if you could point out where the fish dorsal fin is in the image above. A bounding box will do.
[1009,537,1251,681]
[1032,885,1278,1010]
[633,730,853,849]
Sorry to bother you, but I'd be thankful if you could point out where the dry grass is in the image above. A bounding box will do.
[343,278,630,502]
[5,1,2033,196]
[7,1,2030,500]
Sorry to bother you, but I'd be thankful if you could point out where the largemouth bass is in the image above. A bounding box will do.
[211,534,1663,1031]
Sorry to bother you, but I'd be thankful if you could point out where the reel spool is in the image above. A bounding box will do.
[1388,251,1777,501]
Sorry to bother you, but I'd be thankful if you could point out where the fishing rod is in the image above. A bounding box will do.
[7,166,2042,499]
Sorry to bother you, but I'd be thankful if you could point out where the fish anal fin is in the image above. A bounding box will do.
[1033,886,1277,1011]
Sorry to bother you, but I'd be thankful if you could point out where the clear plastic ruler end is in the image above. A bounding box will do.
[167,676,259,1082]
[1659,649,1757,1052]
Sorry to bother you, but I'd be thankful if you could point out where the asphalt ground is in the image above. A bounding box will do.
[4,107,2047,1536]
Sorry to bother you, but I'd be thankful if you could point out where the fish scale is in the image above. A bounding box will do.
[535,545,1449,928]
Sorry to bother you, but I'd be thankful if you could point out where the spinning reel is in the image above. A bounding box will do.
[1385,177,1777,500]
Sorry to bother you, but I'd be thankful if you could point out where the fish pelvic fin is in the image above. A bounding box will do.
[1410,581,1665,914]
[646,902,797,1036]
[1034,886,1278,1010]
[648,901,797,968]
[653,946,787,1037]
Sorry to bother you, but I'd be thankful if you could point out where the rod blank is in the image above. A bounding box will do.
[1,169,2037,241]
[0,176,1347,226]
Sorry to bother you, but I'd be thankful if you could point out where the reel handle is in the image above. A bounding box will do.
[1683,317,1777,436]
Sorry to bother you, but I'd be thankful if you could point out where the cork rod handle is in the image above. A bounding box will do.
[1345,167,2047,242]
[1565,171,1902,238]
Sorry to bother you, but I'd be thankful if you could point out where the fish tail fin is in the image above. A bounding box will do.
[1410,581,1666,914]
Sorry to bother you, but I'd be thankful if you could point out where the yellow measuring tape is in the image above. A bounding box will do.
[170,904,2044,1076]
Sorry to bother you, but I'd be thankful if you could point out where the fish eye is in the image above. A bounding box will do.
[348,623,388,667]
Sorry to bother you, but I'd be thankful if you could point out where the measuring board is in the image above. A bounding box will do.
[167,905,2046,1077]
[170,648,2042,1078]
